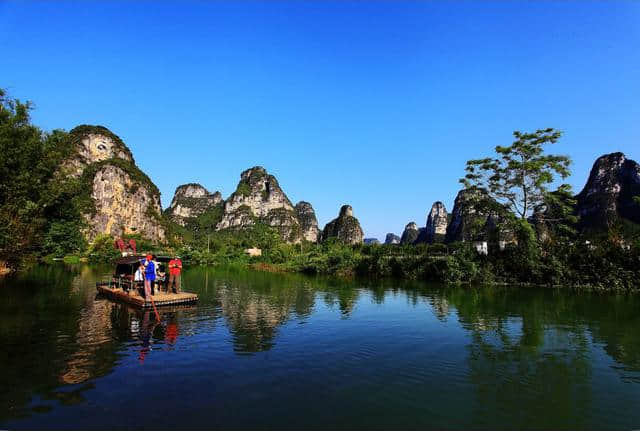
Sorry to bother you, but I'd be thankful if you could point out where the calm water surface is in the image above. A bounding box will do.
[1,265,639,430]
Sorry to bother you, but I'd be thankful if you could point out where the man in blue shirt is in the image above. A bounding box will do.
[142,254,155,301]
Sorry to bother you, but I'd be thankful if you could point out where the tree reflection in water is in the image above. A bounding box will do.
[441,288,594,429]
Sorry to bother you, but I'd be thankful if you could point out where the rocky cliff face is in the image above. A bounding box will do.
[425,201,448,243]
[445,188,493,243]
[64,125,165,242]
[166,183,223,226]
[216,166,313,243]
[400,222,419,245]
[576,152,640,231]
[88,164,165,241]
[321,205,364,244]
[385,233,400,244]
[294,201,320,243]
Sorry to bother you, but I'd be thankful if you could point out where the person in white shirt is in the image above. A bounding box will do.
[134,263,145,295]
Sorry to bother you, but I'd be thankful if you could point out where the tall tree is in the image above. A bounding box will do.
[0,89,47,267]
[0,89,83,269]
[460,128,571,220]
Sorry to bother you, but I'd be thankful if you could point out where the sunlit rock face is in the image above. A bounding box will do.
[445,188,493,243]
[425,201,448,243]
[295,201,320,243]
[88,164,165,241]
[385,233,400,244]
[166,183,223,226]
[400,222,419,245]
[62,125,165,242]
[576,152,640,231]
[321,205,364,244]
[63,125,134,176]
[216,166,305,243]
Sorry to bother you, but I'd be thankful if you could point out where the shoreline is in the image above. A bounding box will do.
[5,254,637,294]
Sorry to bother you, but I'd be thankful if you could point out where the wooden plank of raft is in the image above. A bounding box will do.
[97,285,198,308]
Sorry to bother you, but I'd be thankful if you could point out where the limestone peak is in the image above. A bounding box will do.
[576,152,640,230]
[217,166,309,243]
[61,125,165,242]
[295,201,320,242]
[321,204,364,244]
[425,201,448,243]
[400,222,419,245]
[167,183,223,226]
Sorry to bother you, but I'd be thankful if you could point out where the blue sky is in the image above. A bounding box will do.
[1,1,639,240]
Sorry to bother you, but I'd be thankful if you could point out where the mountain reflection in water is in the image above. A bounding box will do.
[0,264,639,430]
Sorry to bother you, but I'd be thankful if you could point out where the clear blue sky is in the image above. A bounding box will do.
[2,1,639,240]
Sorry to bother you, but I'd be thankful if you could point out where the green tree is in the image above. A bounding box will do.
[42,220,86,257]
[0,89,48,268]
[461,129,571,220]
[534,184,578,240]
[86,233,120,263]
[0,89,86,268]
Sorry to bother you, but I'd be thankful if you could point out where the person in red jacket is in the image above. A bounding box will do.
[167,256,182,294]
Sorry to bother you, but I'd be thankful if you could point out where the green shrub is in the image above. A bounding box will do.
[86,234,120,263]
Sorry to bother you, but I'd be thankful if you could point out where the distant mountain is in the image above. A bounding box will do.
[384,233,400,245]
[400,222,419,245]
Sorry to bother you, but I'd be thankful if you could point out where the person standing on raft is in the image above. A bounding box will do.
[167,255,182,294]
[142,254,156,301]
[134,263,145,294]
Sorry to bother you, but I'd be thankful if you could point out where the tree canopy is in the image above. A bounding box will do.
[0,90,84,268]
[460,128,571,220]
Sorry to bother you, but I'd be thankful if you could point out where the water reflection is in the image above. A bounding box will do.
[187,266,316,352]
[0,265,639,429]
[0,265,116,419]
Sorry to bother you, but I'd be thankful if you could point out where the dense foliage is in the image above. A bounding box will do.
[0,90,86,268]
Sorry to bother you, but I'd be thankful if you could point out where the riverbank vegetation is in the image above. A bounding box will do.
[170,227,640,291]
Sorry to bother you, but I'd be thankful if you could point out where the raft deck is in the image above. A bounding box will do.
[96,283,198,308]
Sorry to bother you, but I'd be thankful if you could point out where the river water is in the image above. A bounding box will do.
[0,264,639,430]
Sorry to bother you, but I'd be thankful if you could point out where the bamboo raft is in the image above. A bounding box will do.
[95,255,198,308]
[96,282,198,308]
